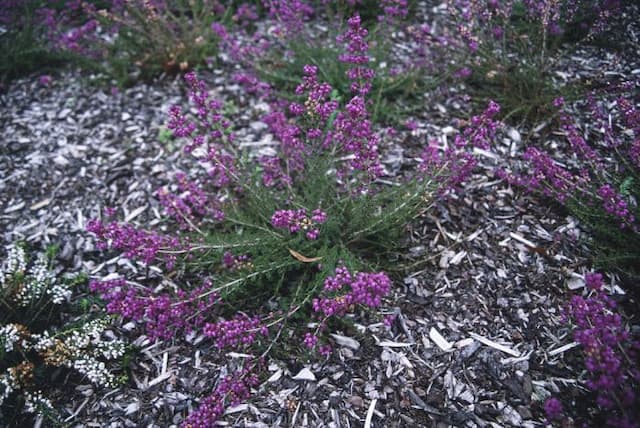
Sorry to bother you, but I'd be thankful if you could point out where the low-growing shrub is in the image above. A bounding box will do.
[545,272,639,427]
[252,1,443,123]
[38,0,237,86]
[498,92,639,279]
[0,244,126,425]
[447,0,621,123]
[0,0,81,86]
[85,14,498,425]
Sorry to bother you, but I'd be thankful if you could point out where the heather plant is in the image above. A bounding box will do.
[498,92,640,278]
[0,0,82,86]
[82,14,503,424]
[447,0,621,123]
[545,272,639,427]
[0,244,126,425]
[255,1,442,123]
[38,0,236,86]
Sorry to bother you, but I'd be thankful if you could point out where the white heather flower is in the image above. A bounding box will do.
[48,283,72,304]
[72,356,117,387]
[13,255,56,306]
[0,245,27,288]
[0,370,18,407]
[31,331,55,352]
[23,390,54,415]
[0,324,22,353]
[94,339,126,360]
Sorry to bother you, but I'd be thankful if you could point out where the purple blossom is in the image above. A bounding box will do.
[181,365,259,428]
[157,172,225,229]
[598,184,635,227]
[271,208,326,239]
[38,75,52,86]
[312,267,391,317]
[203,313,268,349]
[262,0,314,37]
[420,101,502,195]
[565,282,640,425]
[87,219,180,269]
[544,397,563,421]
[90,278,218,341]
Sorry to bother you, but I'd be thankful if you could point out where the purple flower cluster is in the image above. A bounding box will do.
[461,99,500,150]
[157,172,225,229]
[378,0,409,24]
[262,0,315,37]
[565,273,640,427]
[232,72,271,98]
[211,21,271,65]
[499,95,638,229]
[421,101,501,194]
[233,3,259,27]
[271,208,327,240]
[89,278,218,341]
[261,110,305,186]
[222,252,252,271]
[86,219,180,269]
[168,72,237,188]
[497,146,581,202]
[181,365,259,428]
[312,266,392,317]
[329,17,385,187]
[618,97,640,168]
[337,14,374,96]
[598,184,635,227]
[36,2,103,59]
[295,65,339,122]
[203,313,268,349]
[543,397,563,421]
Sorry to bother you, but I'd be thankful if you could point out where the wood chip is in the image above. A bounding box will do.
[469,332,520,357]
[364,398,377,428]
[429,327,452,351]
[292,367,316,381]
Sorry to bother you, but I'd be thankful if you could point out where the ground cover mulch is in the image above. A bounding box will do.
[1,1,639,427]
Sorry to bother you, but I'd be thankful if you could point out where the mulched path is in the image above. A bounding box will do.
[1,1,639,427]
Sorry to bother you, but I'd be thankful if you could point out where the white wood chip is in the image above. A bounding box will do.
[376,340,414,348]
[469,332,520,357]
[226,352,254,359]
[30,198,51,210]
[267,369,283,383]
[292,367,316,381]
[455,338,475,348]
[449,250,467,265]
[147,371,173,388]
[124,204,148,222]
[509,232,536,248]
[161,351,168,374]
[330,333,360,350]
[567,274,585,290]
[4,201,25,213]
[548,342,579,356]
[364,398,378,428]
[225,404,248,414]
[125,402,140,415]
[466,228,483,241]
[429,327,452,351]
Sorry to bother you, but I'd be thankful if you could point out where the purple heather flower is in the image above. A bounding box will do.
[203,313,268,349]
[181,365,259,428]
[38,75,52,86]
[454,67,472,80]
[544,397,563,420]
[303,332,318,349]
[312,267,391,317]
[271,208,326,240]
